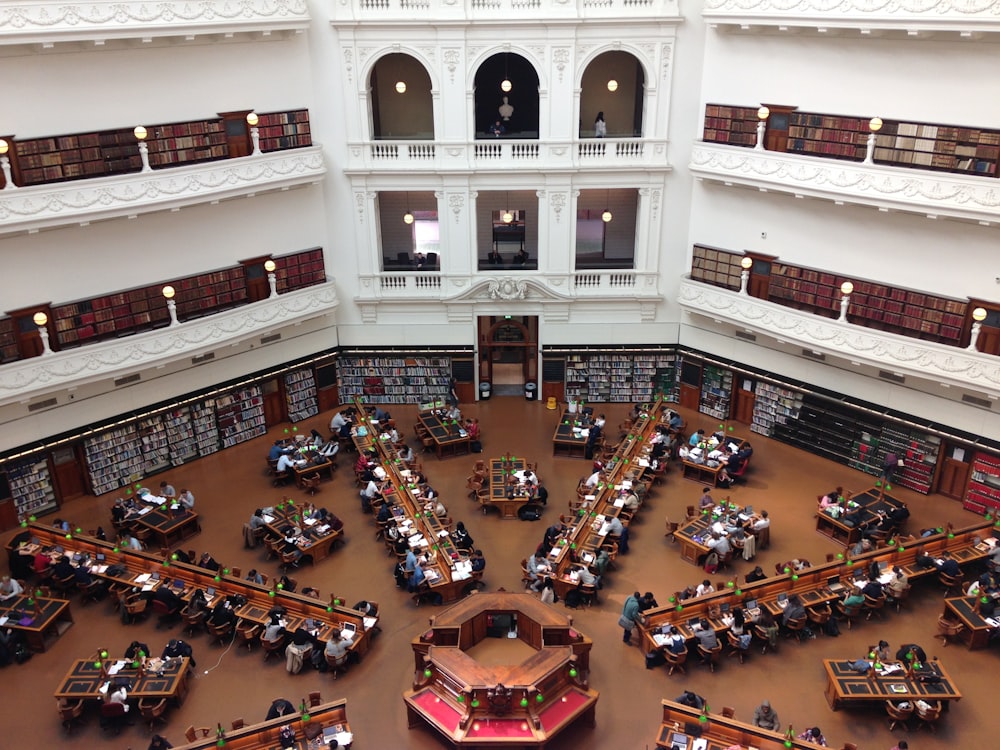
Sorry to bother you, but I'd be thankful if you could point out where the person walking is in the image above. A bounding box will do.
[619,591,643,645]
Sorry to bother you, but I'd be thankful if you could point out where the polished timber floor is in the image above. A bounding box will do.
[3,398,995,750]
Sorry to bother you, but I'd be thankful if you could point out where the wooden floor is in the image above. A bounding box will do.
[2,397,994,749]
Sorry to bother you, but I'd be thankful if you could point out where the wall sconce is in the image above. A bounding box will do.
[162,285,180,326]
[246,112,262,156]
[838,281,854,322]
[968,306,988,351]
[134,126,152,172]
[33,311,52,356]
[395,81,407,94]
[754,106,769,151]
[0,139,16,190]
[864,116,883,165]
[403,191,414,225]
[739,256,753,295]
[264,259,279,298]
[607,79,618,92]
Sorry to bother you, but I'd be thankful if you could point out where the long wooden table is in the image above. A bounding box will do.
[173,699,353,749]
[943,595,997,650]
[639,518,998,655]
[551,410,591,458]
[261,502,344,563]
[15,523,377,661]
[352,412,471,604]
[418,408,471,459]
[673,502,751,566]
[823,658,961,710]
[54,655,193,703]
[485,457,539,519]
[290,454,336,488]
[815,487,906,546]
[680,436,747,486]
[0,592,74,652]
[134,506,201,547]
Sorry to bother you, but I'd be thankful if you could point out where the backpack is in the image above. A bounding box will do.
[471,440,483,453]
[519,505,542,522]
[13,643,32,664]
[564,587,584,609]
[824,618,841,637]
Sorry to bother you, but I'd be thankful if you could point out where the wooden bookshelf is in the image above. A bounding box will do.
[146,118,228,167]
[787,111,867,161]
[138,415,171,475]
[563,351,676,403]
[750,382,803,437]
[702,104,759,147]
[0,317,18,363]
[875,424,942,494]
[966,452,1000,513]
[274,247,326,293]
[875,121,1000,176]
[13,128,138,186]
[284,368,319,423]
[698,363,733,419]
[5,456,57,518]
[191,400,220,457]
[163,406,198,466]
[173,267,248,319]
[690,244,742,290]
[337,356,452,405]
[215,386,266,449]
[256,109,312,152]
[83,424,144,496]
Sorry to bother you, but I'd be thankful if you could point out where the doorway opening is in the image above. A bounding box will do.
[478,316,538,397]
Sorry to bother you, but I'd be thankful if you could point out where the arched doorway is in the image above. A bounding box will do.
[478,316,538,395]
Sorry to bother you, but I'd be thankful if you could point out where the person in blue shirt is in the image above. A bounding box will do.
[689,429,705,446]
[405,548,418,574]
[408,563,426,592]
[471,549,486,573]
[620,591,642,644]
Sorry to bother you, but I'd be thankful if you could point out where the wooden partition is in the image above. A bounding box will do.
[173,699,350,750]
[656,699,825,750]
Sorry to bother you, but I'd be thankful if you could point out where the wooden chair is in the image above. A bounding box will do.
[841,744,858,750]
[892,585,912,614]
[685,505,696,520]
[935,615,965,647]
[325,651,349,679]
[231,718,245,730]
[835,601,862,630]
[466,474,485,498]
[664,647,687,675]
[578,583,598,607]
[726,630,749,664]
[235,620,261,651]
[207,619,235,646]
[885,700,914,731]
[181,606,207,636]
[138,697,168,732]
[806,603,832,634]
[185,726,212,742]
[272,470,291,487]
[57,698,85,733]
[78,577,105,605]
[301,473,322,496]
[100,702,131,735]
[697,641,723,672]
[783,616,807,642]
[938,570,962,596]
[309,691,322,707]
[753,623,778,654]
[864,593,887,620]
[914,699,942,731]
[721,706,736,719]
[121,591,149,624]
[261,634,286,661]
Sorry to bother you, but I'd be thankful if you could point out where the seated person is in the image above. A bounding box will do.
[698,488,714,510]
[663,626,686,653]
[688,429,706,447]
[747,510,770,532]
[125,640,150,660]
[706,531,731,558]
[745,565,767,583]
[266,698,296,721]
[0,576,23,602]
[527,552,552,591]
[695,579,714,597]
[513,248,528,265]
[936,553,961,577]
[178,489,195,510]
[263,614,288,643]
[152,585,183,614]
[52,554,75,581]
[819,487,843,510]
[676,690,706,709]
[325,628,353,661]
[470,549,487,573]
[197,552,220,572]
[207,601,236,629]
[694,623,719,661]
[452,522,474,551]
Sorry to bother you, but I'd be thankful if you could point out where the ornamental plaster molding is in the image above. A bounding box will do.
[0,282,339,407]
[678,278,1000,396]
[0,1,310,44]
[0,147,326,235]
[704,0,1000,17]
[690,143,1000,225]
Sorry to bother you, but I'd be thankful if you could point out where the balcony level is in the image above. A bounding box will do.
[0,0,310,48]
[0,280,339,409]
[345,137,671,174]
[703,0,1000,38]
[678,276,999,399]
[689,141,1000,227]
[0,146,326,236]
[331,0,681,24]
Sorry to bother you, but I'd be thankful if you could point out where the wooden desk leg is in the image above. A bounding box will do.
[824,679,840,711]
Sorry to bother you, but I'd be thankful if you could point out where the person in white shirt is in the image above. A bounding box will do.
[593,414,606,429]
[695,579,715,597]
[751,510,771,531]
[108,685,129,710]
[585,470,602,488]
[159,481,176,499]
[0,575,23,601]
[276,453,298,473]
[178,489,195,510]
[121,533,143,551]
[398,444,415,463]
[622,491,640,512]
[527,553,551,591]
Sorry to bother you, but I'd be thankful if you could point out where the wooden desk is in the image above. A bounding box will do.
[552,411,590,458]
[133,505,201,548]
[943,596,996,650]
[418,409,471,459]
[485,457,538,519]
[822,658,961,710]
[680,436,747,486]
[0,593,73,652]
[54,656,192,703]
[815,487,906,546]
[173,699,352,749]
[291,455,336,488]
[262,504,344,563]
[655,700,835,750]
[673,504,750,566]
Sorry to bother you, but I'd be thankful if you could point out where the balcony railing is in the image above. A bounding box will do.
[346,137,671,173]
[702,0,1000,35]
[0,1,311,46]
[0,280,339,408]
[678,276,999,397]
[332,0,680,22]
[689,142,1000,226]
[0,146,326,236]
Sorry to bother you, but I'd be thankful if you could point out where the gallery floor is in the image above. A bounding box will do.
[2,397,994,749]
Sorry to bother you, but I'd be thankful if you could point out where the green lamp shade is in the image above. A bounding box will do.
[424,669,432,678]
[471,699,480,708]
[569,668,578,678]
[520,698,528,707]
[536,694,544,703]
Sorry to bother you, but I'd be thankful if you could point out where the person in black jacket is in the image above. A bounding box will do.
[265,698,296,721]
[125,640,150,659]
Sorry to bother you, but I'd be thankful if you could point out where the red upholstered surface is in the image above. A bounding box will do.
[412,690,462,732]
[539,689,589,730]
[466,718,534,738]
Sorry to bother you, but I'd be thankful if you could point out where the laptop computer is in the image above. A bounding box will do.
[777,592,789,608]
[671,734,690,750]
[151,571,161,581]
[342,622,357,635]
[878,561,889,572]
[96,553,106,562]
[828,575,846,593]
[206,587,216,598]
[719,602,731,614]
[744,598,759,616]
[173,579,185,589]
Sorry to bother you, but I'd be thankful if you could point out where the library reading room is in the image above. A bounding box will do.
[1,2,999,750]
